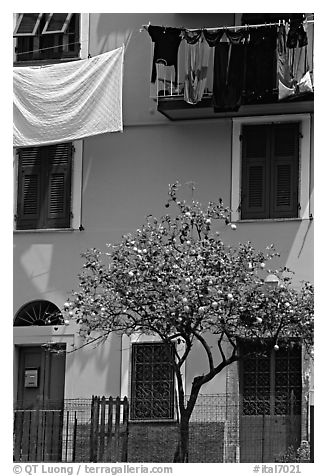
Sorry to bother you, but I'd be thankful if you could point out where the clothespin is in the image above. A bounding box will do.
[139,21,150,32]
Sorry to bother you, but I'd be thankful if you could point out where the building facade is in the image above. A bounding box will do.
[13,13,314,463]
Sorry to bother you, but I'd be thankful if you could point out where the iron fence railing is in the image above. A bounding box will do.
[13,394,311,463]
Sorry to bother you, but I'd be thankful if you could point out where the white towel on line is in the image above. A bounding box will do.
[13,46,124,147]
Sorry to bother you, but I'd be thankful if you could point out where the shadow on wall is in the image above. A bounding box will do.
[225,218,313,285]
[65,332,122,397]
[13,233,122,396]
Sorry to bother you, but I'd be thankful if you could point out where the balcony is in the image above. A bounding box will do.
[148,16,314,120]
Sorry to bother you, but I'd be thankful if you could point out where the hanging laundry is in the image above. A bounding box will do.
[13,47,124,147]
[203,28,225,47]
[243,27,277,104]
[277,23,313,100]
[147,25,183,86]
[183,29,202,45]
[212,30,249,112]
[183,31,211,105]
[286,17,308,48]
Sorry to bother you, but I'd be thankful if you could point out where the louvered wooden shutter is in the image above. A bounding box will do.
[270,123,299,218]
[16,143,72,230]
[241,125,269,219]
[17,147,43,229]
[46,143,72,228]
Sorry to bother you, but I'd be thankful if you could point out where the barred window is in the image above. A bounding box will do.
[131,343,175,420]
[240,342,302,415]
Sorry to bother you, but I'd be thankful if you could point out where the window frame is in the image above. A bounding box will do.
[13,13,43,37]
[13,13,89,63]
[130,341,176,421]
[231,114,311,222]
[13,140,83,232]
[239,341,302,416]
[41,13,73,35]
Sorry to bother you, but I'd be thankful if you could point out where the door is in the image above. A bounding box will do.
[239,343,302,462]
[14,344,66,461]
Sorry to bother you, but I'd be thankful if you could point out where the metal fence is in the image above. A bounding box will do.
[14,394,309,463]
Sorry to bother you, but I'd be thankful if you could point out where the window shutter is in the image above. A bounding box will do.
[16,143,72,230]
[270,123,299,218]
[45,143,72,228]
[241,125,269,219]
[16,148,43,229]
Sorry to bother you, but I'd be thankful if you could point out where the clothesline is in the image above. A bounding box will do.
[141,19,314,33]
[15,32,134,58]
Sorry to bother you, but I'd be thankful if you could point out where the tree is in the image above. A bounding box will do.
[65,182,314,462]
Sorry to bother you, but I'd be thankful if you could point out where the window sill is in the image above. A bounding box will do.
[13,57,81,67]
[235,217,311,224]
[129,419,177,424]
[14,228,78,234]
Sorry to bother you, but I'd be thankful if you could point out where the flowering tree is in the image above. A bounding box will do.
[66,182,313,463]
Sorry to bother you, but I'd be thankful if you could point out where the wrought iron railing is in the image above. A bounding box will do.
[13,394,311,463]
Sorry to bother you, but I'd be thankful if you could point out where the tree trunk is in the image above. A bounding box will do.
[173,412,190,462]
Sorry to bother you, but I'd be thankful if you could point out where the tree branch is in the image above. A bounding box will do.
[193,330,214,374]
[217,332,226,363]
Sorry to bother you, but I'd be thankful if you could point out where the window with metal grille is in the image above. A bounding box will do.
[131,343,175,420]
[240,342,302,415]
[14,13,80,63]
[16,143,72,230]
[241,122,299,219]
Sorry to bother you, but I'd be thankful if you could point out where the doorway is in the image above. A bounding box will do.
[239,342,302,462]
[14,344,66,461]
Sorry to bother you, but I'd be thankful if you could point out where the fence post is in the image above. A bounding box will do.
[13,411,24,461]
[90,396,97,462]
[72,412,77,463]
[121,396,129,462]
[98,396,106,461]
[113,397,121,461]
[107,397,114,461]
[64,411,70,462]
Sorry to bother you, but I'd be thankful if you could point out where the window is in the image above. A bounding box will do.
[14,300,63,326]
[240,342,302,416]
[241,122,299,219]
[14,13,80,62]
[231,114,311,222]
[16,143,73,230]
[131,343,175,420]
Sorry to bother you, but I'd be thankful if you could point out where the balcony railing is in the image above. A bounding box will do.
[150,20,314,120]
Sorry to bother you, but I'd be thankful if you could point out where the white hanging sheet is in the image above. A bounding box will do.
[13,47,124,147]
